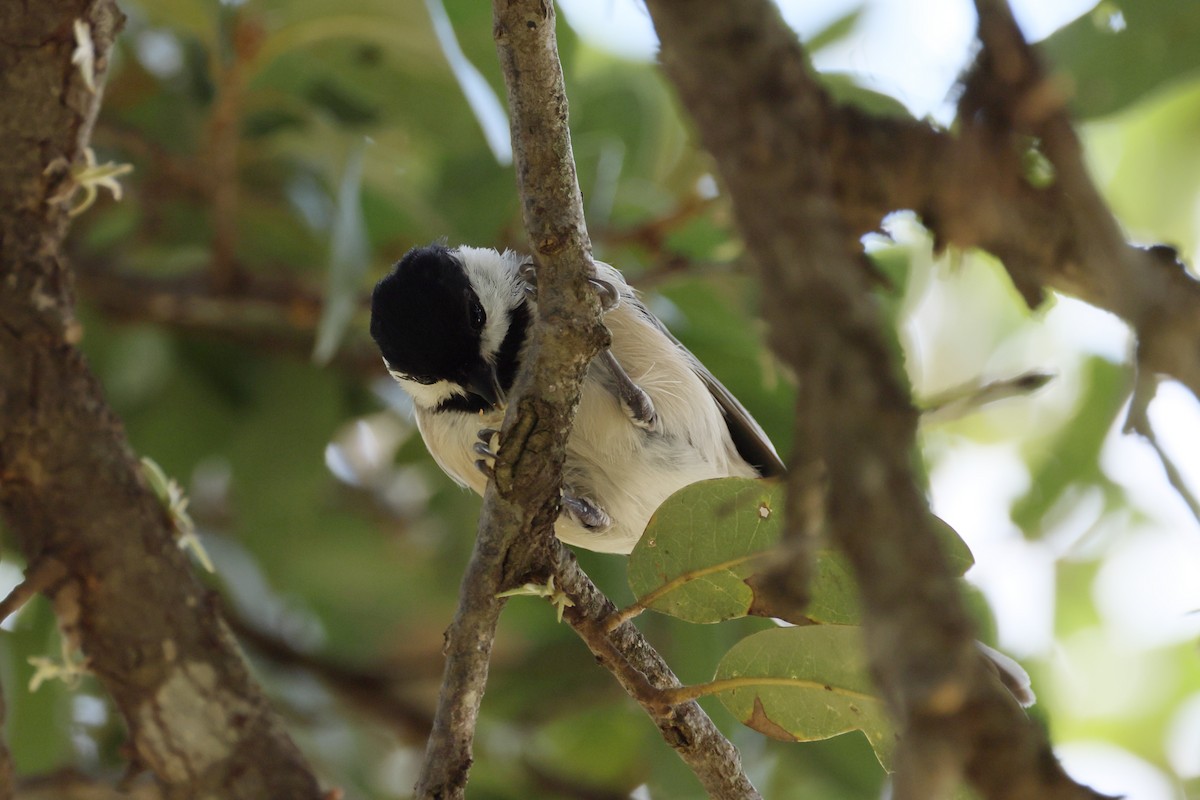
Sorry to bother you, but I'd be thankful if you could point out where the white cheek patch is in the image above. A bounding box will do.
[385,365,464,409]
[455,246,525,361]
[480,317,505,363]
[402,377,465,409]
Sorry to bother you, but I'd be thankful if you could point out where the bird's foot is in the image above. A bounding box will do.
[473,427,500,479]
[517,261,620,311]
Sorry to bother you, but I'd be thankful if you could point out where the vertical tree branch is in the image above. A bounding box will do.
[206,12,257,291]
[641,0,1107,798]
[0,2,323,797]
[415,2,761,798]
[412,0,609,795]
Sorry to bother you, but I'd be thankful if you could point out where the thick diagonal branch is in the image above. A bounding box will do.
[822,9,1200,402]
[0,3,322,797]
[642,0,1107,798]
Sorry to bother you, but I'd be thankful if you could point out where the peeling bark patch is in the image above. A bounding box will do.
[138,661,250,782]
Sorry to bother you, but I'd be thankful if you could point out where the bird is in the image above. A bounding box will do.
[368,242,1035,706]
[369,243,786,554]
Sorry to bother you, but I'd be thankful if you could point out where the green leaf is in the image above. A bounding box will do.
[1010,356,1130,536]
[313,144,369,365]
[628,477,974,625]
[1041,0,1200,119]
[931,515,975,575]
[819,73,912,118]
[709,626,894,770]
[1086,77,1200,259]
[804,7,864,54]
[629,477,787,624]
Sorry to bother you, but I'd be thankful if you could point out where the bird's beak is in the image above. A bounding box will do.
[465,361,505,409]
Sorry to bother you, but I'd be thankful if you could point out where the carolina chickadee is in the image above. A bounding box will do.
[368,244,1036,706]
[369,243,785,554]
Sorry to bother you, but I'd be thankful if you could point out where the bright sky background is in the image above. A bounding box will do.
[557,0,1097,116]
[553,3,1200,799]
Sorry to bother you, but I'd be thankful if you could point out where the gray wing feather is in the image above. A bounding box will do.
[633,299,787,478]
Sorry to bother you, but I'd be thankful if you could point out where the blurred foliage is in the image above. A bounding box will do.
[4,0,1200,798]
[1042,0,1200,120]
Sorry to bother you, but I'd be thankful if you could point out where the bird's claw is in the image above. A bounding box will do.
[518,261,539,301]
[562,494,611,531]
[517,262,619,311]
[474,427,500,479]
[588,277,620,312]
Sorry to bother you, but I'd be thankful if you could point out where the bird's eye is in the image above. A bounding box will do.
[392,370,436,385]
[468,298,486,331]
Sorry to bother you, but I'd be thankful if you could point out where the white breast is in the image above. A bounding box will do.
[559,274,757,553]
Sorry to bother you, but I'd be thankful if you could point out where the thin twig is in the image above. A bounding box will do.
[75,262,381,375]
[225,612,435,741]
[554,553,763,800]
[0,559,67,625]
[1123,371,1200,524]
[598,193,716,250]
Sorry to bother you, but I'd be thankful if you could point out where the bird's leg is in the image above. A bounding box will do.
[600,349,660,433]
[475,426,611,533]
[519,264,656,432]
[517,261,620,311]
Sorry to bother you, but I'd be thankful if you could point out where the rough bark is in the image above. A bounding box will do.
[0,2,323,797]
[554,553,762,800]
[642,0,1112,798]
[824,5,1200,401]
